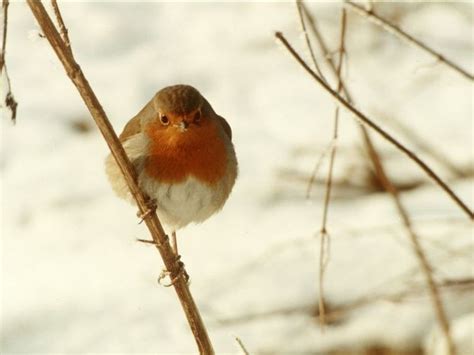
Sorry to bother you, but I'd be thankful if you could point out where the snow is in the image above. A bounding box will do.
[1,1,473,354]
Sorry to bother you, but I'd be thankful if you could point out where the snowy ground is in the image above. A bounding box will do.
[1,1,473,354]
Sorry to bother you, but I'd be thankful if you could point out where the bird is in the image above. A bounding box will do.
[105,84,237,255]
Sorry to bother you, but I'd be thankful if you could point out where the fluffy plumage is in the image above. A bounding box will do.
[105,85,237,230]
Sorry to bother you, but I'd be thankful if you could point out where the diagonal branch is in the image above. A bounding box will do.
[50,0,72,55]
[277,13,457,350]
[235,336,250,355]
[377,114,470,179]
[275,31,473,220]
[295,0,327,83]
[26,1,214,353]
[300,1,468,180]
[345,0,474,81]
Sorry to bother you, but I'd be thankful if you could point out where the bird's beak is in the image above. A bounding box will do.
[177,119,189,132]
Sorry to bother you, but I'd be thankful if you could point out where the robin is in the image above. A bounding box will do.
[105,84,238,255]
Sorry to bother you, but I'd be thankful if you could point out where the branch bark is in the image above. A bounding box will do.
[275,31,473,220]
[26,1,214,353]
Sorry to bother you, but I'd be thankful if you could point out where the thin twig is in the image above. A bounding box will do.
[344,0,474,81]
[1,0,18,122]
[300,1,348,97]
[26,2,214,353]
[235,336,250,355]
[317,8,347,331]
[274,31,473,220]
[295,0,327,83]
[279,8,457,351]
[387,187,456,355]
[301,3,468,181]
[50,0,72,54]
[305,139,335,199]
[377,113,470,179]
[0,0,7,68]
[359,128,457,354]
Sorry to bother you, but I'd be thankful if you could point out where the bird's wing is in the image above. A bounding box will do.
[217,115,232,141]
[116,115,146,172]
[119,114,142,143]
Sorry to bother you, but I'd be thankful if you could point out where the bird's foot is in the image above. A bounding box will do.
[158,254,190,287]
[137,198,157,224]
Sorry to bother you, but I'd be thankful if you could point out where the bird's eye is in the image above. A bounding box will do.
[194,110,201,123]
[160,114,169,125]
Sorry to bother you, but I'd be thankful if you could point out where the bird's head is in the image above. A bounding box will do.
[143,85,213,135]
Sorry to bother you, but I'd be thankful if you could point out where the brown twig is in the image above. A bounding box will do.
[235,336,250,355]
[295,0,327,83]
[26,1,214,353]
[0,0,7,69]
[1,0,18,123]
[344,0,474,81]
[316,8,347,330]
[274,31,473,220]
[301,3,469,181]
[386,187,456,354]
[305,140,334,199]
[50,0,71,54]
[300,1,346,94]
[377,113,470,179]
[278,9,458,351]
[358,127,457,354]
[335,24,456,352]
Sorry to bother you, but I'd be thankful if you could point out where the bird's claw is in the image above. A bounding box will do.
[137,199,157,224]
[158,255,190,287]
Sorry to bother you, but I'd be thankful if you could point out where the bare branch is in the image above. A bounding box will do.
[295,0,327,83]
[300,1,348,97]
[274,31,473,220]
[50,0,72,54]
[235,336,250,355]
[279,7,458,351]
[389,189,456,354]
[26,1,214,353]
[305,140,334,199]
[0,0,7,68]
[345,0,474,81]
[1,0,18,123]
[317,8,347,331]
[301,3,468,181]
[358,107,457,355]
[378,113,470,179]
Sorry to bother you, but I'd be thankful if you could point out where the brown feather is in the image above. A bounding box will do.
[217,115,232,140]
[119,115,142,143]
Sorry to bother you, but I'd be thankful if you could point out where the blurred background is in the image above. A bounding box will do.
[1,1,473,354]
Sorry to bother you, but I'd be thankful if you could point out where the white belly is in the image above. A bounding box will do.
[139,174,233,230]
[105,132,237,231]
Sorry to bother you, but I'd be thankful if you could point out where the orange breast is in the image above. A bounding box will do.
[144,119,228,185]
